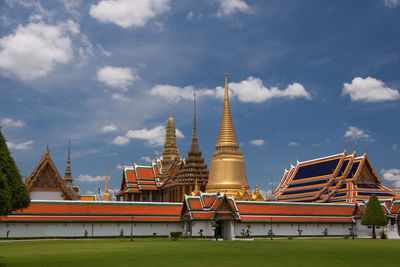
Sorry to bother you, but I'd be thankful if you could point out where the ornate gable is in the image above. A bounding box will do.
[26,149,78,200]
[354,156,380,184]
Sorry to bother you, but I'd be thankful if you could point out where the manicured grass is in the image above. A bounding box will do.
[1,238,400,266]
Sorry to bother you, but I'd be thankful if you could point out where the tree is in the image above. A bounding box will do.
[361,194,387,239]
[0,128,30,216]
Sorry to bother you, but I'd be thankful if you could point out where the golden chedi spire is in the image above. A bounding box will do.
[207,73,249,197]
[103,159,111,201]
[161,112,180,176]
[215,73,239,150]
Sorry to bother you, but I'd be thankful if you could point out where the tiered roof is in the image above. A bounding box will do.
[2,200,182,223]
[275,149,400,203]
[160,113,180,177]
[117,159,162,195]
[182,192,240,220]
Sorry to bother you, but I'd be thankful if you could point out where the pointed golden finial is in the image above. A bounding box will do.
[103,158,111,201]
[354,142,358,156]
[295,154,299,164]
[365,143,368,155]
[215,73,239,150]
[344,140,348,155]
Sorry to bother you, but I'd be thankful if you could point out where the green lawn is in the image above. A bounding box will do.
[0,238,399,266]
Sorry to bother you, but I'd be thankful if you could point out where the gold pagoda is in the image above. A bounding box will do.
[207,74,250,197]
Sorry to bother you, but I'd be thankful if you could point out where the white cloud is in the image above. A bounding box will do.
[141,156,151,162]
[150,77,311,103]
[149,85,195,102]
[383,0,400,7]
[216,0,252,17]
[393,144,399,151]
[97,66,138,90]
[250,139,264,146]
[77,174,107,182]
[342,77,400,103]
[224,78,311,103]
[6,140,33,150]
[344,126,371,140]
[0,20,79,80]
[112,136,130,146]
[288,142,299,147]
[126,125,184,146]
[1,118,25,127]
[89,0,170,28]
[381,169,400,187]
[97,44,112,57]
[102,123,118,133]
[116,164,124,170]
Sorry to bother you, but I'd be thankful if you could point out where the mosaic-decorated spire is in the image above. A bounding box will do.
[64,138,73,186]
[161,112,180,175]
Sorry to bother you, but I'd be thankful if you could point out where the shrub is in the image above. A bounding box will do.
[170,232,181,241]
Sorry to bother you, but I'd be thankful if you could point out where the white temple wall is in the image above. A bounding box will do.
[30,191,63,200]
[0,222,182,238]
[190,221,214,236]
[234,222,353,236]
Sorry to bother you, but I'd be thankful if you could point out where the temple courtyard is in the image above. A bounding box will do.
[0,238,399,266]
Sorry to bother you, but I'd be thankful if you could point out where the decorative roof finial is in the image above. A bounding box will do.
[103,158,111,201]
[295,154,299,164]
[365,143,369,155]
[354,141,358,156]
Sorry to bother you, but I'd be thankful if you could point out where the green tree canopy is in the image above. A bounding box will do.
[0,128,30,216]
[361,194,387,239]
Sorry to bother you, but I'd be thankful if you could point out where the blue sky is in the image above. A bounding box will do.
[1,0,400,198]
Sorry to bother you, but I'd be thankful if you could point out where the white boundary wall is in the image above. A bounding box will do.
[0,222,182,238]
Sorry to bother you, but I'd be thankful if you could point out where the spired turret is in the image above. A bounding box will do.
[160,112,180,177]
[206,74,249,197]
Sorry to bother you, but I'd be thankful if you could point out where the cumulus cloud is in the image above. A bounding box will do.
[381,169,400,187]
[6,140,33,150]
[89,0,170,28]
[141,156,151,162]
[250,139,264,146]
[344,126,371,140]
[149,85,195,102]
[150,77,311,103]
[342,77,400,103]
[393,144,399,151]
[288,142,299,147]
[0,19,81,80]
[126,125,184,146]
[383,0,400,7]
[1,118,25,127]
[77,174,107,182]
[102,123,118,133]
[97,66,138,90]
[112,136,130,146]
[216,0,252,17]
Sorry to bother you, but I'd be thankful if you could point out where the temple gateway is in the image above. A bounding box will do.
[2,74,399,240]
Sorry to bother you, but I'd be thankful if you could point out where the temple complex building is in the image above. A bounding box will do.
[163,93,209,202]
[25,145,80,200]
[274,147,400,203]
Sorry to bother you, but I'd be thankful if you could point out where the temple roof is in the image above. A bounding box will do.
[26,147,79,200]
[275,150,400,203]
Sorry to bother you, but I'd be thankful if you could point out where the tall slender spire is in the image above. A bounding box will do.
[64,138,73,185]
[215,73,239,150]
[103,159,111,201]
[190,92,200,153]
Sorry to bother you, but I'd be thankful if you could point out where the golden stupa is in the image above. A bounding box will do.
[206,73,249,196]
